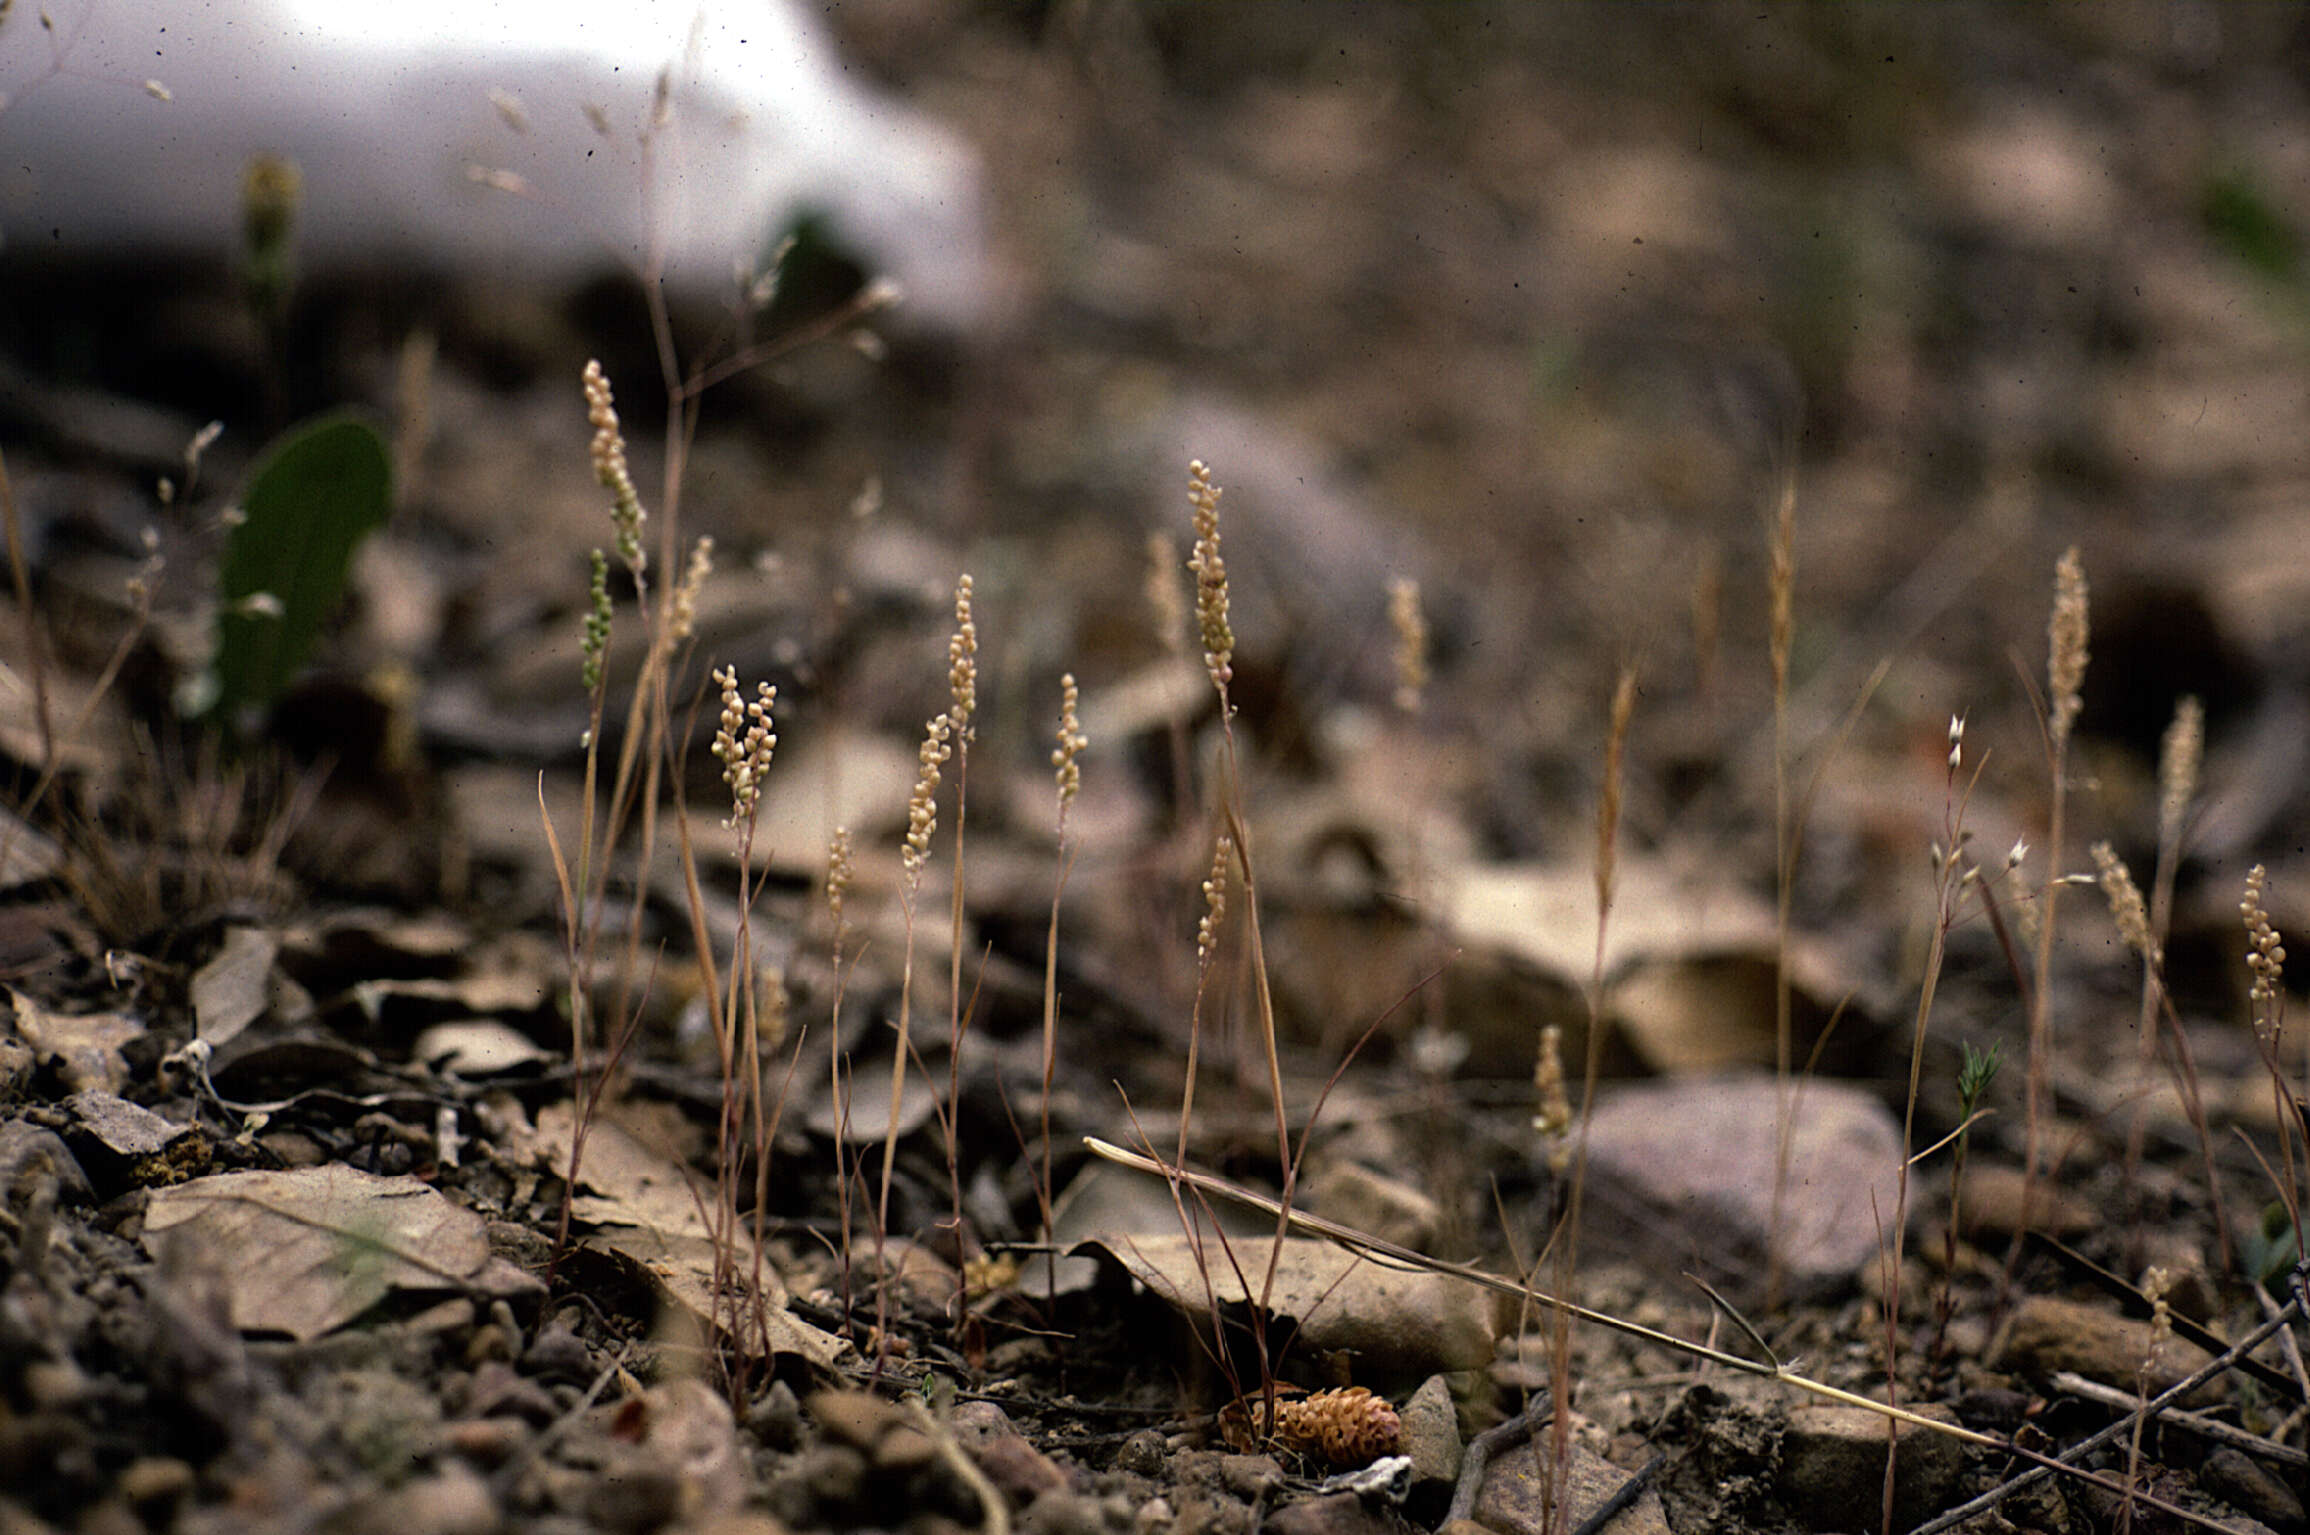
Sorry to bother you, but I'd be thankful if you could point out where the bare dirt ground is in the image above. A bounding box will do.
[2,5,2308,1533]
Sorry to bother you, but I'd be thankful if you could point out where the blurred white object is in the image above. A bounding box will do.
[0,0,985,327]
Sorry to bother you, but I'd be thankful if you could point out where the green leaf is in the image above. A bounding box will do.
[2202,170,2302,285]
[204,414,392,726]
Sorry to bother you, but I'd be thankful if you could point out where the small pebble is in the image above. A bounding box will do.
[519,1324,593,1386]
[800,1443,867,1509]
[117,1457,194,1519]
[1114,1430,1167,1477]
[444,1418,530,1466]
[744,1380,804,1451]
[1218,1454,1282,1499]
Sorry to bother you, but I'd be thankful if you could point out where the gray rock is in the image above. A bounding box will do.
[1306,1163,1441,1255]
[1471,1439,1671,1535]
[2199,1446,2305,1531]
[1778,1403,1967,1532]
[1574,1075,1902,1304]
[1991,1295,2219,1402]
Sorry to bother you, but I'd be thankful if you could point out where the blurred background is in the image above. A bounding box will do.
[5,0,2309,1067]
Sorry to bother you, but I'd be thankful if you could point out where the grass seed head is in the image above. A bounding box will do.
[2242,864,2286,1042]
[826,826,854,932]
[1197,833,1233,969]
[947,574,978,732]
[2047,546,2089,744]
[1186,460,1233,691]
[1147,532,1188,660]
[670,535,714,645]
[1052,673,1086,806]
[902,712,953,887]
[1388,576,1428,714]
[2091,841,2155,965]
[579,548,612,695]
[709,666,777,829]
[2159,695,2202,847]
[582,359,646,576]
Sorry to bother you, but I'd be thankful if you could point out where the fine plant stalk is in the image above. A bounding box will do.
[1767,462,1797,1314]
[2092,841,2236,1272]
[2127,698,2201,1251]
[1932,1041,2001,1371]
[825,829,858,1334]
[941,578,977,1306]
[1040,676,1087,1310]
[1881,718,1983,1534]
[877,582,969,1366]
[2241,868,2305,1265]
[2024,548,2090,1237]
[1544,663,1636,1535]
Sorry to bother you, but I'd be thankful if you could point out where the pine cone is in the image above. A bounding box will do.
[1278,1387,1401,1466]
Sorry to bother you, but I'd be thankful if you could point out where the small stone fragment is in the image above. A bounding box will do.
[116,1458,194,1523]
[1396,1376,1463,1488]
[1264,1491,1397,1535]
[1220,1453,1284,1499]
[373,1464,502,1535]
[952,1401,1068,1501]
[519,1323,593,1386]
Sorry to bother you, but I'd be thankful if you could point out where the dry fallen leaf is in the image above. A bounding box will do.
[7,987,141,1094]
[192,925,278,1048]
[1444,855,1866,1074]
[530,1102,847,1368]
[1076,1233,1495,1388]
[143,1165,498,1340]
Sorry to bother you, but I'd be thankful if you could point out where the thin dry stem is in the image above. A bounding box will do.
[2130,697,2201,1217]
[1041,676,1086,1301]
[2025,547,2089,1235]
[1766,468,1797,1311]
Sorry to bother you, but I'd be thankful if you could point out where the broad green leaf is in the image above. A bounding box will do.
[206,414,392,725]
